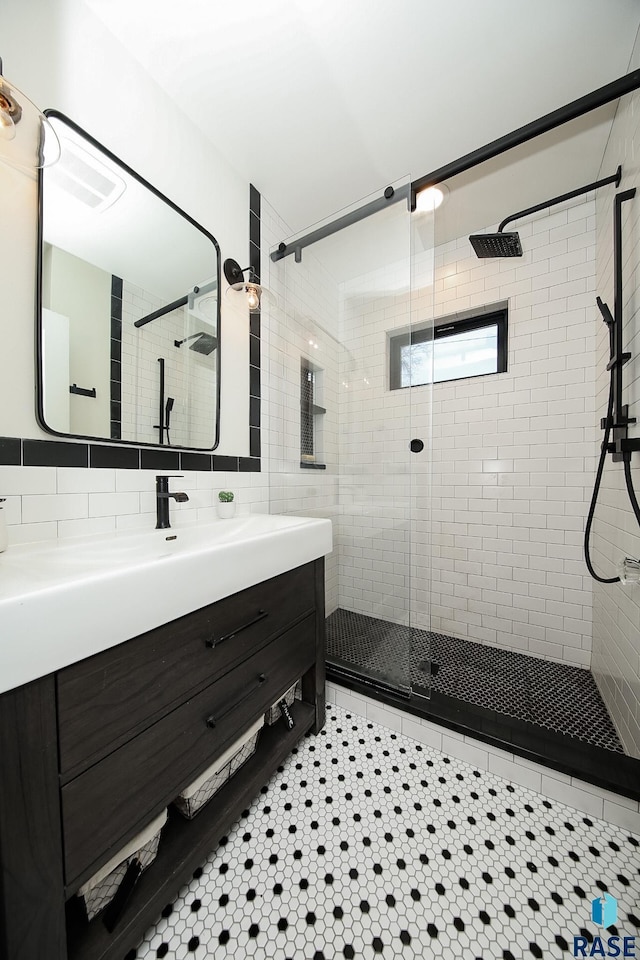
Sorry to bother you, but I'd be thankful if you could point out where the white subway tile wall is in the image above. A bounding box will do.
[0,465,269,545]
[121,280,217,449]
[424,199,598,667]
[592,58,640,757]
[338,255,415,628]
[263,198,340,615]
[265,187,613,678]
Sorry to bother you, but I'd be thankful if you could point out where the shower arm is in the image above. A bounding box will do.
[497,166,621,234]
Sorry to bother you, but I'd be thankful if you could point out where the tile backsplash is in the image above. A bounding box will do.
[0,464,269,545]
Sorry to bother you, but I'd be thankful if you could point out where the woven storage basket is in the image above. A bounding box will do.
[174,716,264,819]
[78,809,167,921]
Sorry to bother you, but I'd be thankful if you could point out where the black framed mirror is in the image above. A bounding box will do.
[37,111,221,451]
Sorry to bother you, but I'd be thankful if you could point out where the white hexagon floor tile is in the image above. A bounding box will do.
[129,705,640,960]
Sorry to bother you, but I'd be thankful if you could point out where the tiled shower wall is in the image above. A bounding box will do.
[592,52,640,757]
[121,280,216,449]
[337,200,599,667]
[263,199,340,614]
[269,196,600,670]
[338,259,418,628]
[427,201,598,667]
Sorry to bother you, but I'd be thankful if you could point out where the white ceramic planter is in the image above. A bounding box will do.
[217,502,236,519]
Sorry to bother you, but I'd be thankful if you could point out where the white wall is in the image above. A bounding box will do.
[0,0,259,546]
[592,57,640,757]
[1,0,248,454]
[43,245,111,437]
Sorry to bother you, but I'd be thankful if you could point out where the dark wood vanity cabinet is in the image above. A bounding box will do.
[0,559,326,960]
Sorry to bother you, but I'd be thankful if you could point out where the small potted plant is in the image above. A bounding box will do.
[217,490,235,519]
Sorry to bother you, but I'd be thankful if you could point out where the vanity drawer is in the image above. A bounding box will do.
[60,614,316,890]
[57,562,315,776]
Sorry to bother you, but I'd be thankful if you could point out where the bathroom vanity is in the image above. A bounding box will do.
[0,515,331,960]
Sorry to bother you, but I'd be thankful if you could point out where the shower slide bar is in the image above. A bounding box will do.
[271,68,640,263]
[584,188,640,583]
[609,188,638,463]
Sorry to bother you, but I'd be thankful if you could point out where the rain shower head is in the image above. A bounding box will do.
[174,332,218,355]
[469,232,523,258]
[470,166,622,259]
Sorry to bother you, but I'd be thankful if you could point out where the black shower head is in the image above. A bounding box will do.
[189,333,218,355]
[469,232,523,258]
[470,167,622,260]
[174,332,218,355]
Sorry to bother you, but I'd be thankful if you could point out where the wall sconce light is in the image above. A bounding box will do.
[223,258,266,313]
[0,57,60,171]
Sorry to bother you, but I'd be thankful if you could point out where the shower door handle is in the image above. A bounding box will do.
[410,439,424,453]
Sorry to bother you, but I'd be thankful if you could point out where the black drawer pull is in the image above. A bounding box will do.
[206,674,267,729]
[206,610,269,649]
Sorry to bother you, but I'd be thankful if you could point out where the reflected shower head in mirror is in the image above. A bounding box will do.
[174,332,218,355]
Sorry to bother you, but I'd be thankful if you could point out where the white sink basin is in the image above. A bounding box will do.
[0,513,332,694]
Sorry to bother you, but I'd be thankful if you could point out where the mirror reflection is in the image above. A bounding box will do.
[38,113,221,450]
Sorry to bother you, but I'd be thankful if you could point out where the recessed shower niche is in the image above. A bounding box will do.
[37,112,221,450]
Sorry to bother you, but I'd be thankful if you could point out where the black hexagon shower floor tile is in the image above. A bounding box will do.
[130,706,639,960]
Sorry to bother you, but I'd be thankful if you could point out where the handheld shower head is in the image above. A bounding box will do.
[165,396,174,430]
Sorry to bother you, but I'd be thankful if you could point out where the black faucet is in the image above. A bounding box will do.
[155,475,189,529]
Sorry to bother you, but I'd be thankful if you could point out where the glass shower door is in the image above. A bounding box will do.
[267,178,433,698]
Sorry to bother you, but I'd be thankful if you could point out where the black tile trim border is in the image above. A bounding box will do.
[180,452,212,472]
[90,444,139,469]
[0,437,21,465]
[140,448,180,471]
[23,439,88,468]
[2,184,263,473]
[327,664,640,803]
[110,275,123,442]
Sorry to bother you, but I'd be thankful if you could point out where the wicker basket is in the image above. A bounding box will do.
[78,809,167,922]
[264,679,302,725]
[174,716,264,819]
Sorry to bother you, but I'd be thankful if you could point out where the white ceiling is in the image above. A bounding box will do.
[85,0,640,251]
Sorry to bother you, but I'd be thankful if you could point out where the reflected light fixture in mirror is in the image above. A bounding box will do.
[223,257,267,313]
[0,57,60,170]
[414,183,449,212]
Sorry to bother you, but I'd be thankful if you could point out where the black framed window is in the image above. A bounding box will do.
[389,308,508,389]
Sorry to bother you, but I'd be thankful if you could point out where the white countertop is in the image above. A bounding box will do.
[0,513,332,695]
